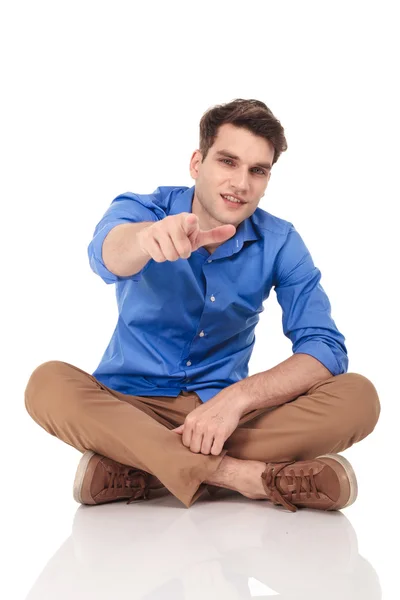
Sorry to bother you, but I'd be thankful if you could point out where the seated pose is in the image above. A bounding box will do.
[24,98,380,512]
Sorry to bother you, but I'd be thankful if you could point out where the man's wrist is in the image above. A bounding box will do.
[230,378,261,415]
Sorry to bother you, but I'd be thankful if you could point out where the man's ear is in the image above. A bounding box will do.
[189,149,202,180]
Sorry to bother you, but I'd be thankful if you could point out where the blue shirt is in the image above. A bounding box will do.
[88,185,348,403]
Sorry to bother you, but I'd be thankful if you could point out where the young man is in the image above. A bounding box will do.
[24,99,380,512]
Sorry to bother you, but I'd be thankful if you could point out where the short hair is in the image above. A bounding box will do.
[199,98,288,166]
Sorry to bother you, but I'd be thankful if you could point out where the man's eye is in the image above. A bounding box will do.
[219,158,265,175]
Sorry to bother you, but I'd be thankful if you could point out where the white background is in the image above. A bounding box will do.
[1,1,399,598]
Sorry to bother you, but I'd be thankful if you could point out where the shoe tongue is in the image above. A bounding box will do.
[105,466,131,490]
[127,470,146,489]
[277,471,332,500]
[278,474,297,494]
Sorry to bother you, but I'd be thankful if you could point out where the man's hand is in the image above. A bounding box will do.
[171,384,247,455]
[138,212,236,262]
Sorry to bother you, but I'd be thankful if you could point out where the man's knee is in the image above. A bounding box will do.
[340,372,381,436]
[24,360,69,419]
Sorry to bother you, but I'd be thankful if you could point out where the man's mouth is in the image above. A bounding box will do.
[221,194,246,206]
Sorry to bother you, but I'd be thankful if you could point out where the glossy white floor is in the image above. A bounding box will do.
[9,416,393,599]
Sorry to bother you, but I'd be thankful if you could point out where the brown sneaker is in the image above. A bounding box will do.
[73,450,164,505]
[260,453,358,512]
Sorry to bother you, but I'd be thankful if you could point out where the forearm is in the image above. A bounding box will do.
[236,353,333,414]
[102,222,154,277]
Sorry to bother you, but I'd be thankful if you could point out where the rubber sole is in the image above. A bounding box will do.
[318,453,358,508]
[73,450,96,504]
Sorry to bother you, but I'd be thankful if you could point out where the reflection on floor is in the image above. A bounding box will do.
[24,486,381,600]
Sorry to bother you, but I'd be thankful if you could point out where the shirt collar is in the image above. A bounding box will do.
[169,185,260,258]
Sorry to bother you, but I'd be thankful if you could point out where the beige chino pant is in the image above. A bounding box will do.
[24,360,381,508]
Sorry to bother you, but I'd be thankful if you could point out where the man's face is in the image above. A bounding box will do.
[189,123,274,230]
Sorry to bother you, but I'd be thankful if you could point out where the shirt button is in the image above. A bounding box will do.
[210,295,215,302]
[199,331,205,337]
[186,360,192,366]
[207,259,212,263]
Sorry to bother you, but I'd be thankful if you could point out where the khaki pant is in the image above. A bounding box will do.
[24,360,380,508]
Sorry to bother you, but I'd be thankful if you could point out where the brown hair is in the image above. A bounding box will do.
[199,98,288,167]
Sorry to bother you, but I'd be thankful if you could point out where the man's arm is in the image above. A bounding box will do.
[235,353,332,413]
[234,223,347,415]
[102,222,154,277]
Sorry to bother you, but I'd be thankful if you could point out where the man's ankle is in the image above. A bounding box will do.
[204,455,241,491]
[205,455,264,495]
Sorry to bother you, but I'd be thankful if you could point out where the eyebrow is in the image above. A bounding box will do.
[215,149,272,170]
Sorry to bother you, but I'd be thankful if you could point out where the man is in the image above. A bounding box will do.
[24,98,380,512]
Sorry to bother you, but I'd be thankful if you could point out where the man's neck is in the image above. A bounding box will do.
[204,244,219,255]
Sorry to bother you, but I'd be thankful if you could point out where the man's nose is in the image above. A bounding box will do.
[231,168,250,191]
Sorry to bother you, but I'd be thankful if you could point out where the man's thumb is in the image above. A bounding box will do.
[172,424,184,434]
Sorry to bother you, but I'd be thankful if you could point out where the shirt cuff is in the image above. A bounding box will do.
[294,340,348,376]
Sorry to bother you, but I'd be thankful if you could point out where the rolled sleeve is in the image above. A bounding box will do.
[87,194,162,285]
[273,224,348,376]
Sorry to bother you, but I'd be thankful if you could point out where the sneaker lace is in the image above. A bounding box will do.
[107,467,150,504]
[261,461,321,513]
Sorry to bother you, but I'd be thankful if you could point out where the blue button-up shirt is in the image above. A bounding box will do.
[88,185,348,403]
